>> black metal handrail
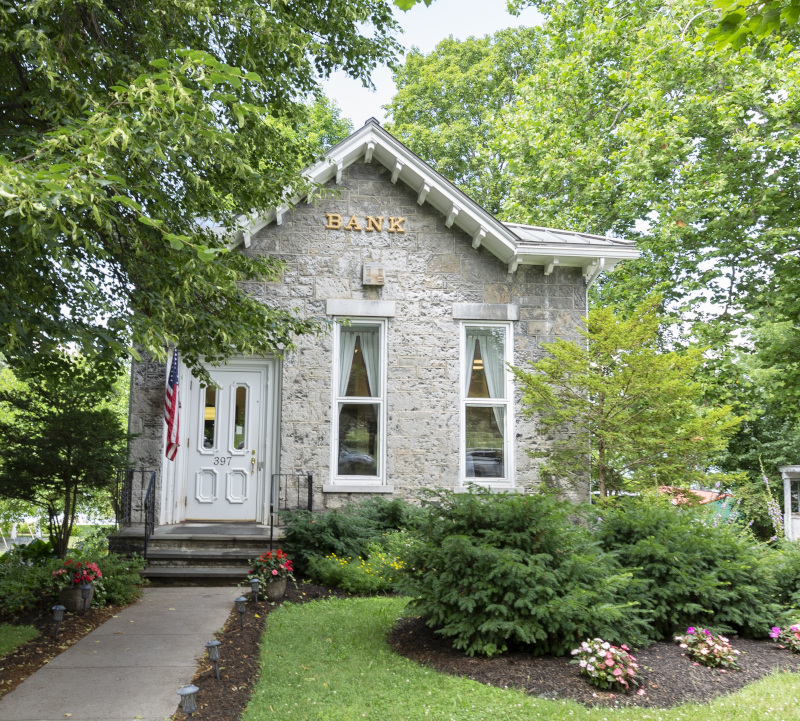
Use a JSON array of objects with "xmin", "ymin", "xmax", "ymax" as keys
[
  {"xmin": 269, "ymin": 472, "xmax": 313, "ymax": 550},
  {"xmin": 142, "ymin": 470, "xmax": 156, "ymax": 560}
]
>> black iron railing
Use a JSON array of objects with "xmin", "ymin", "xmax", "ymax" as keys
[
  {"xmin": 269, "ymin": 472, "xmax": 313, "ymax": 549},
  {"xmin": 115, "ymin": 469, "xmax": 157, "ymax": 559},
  {"xmin": 142, "ymin": 471, "xmax": 156, "ymax": 559},
  {"xmin": 114, "ymin": 469, "xmax": 157, "ymax": 525}
]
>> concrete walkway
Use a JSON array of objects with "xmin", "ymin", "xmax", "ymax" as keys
[{"xmin": 0, "ymin": 586, "xmax": 241, "ymax": 721}]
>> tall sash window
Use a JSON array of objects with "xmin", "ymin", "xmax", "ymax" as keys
[
  {"xmin": 462, "ymin": 323, "xmax": 513, "ymax": 483},
  {"xmin": 332, "ymin": 320, "xmax": 386, "ymax": 481}
]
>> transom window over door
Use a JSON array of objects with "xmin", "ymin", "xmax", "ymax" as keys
[
  {"xmin": 332, "ymin": 320, "xmax": 386, "ymax": 482},
  {"xmin": 462, "ymin": 323, "xmax": 513, "ymax": 484}
]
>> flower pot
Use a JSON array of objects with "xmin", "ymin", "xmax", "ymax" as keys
[
  {"xmin": 263, "ymin": 577, "xmax": 287, "ymax": 602},
  {"xmin": 58, "ymin": 583, "xmax": 94, "ymax": 613}
]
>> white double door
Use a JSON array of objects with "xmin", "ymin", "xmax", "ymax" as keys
[{"xmin": 185, "ymin": 365, "xmax": 268, "ymax": 521}]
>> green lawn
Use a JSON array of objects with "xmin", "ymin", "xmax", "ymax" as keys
[
  {"xmin": 0, "ymin": 624, "xmax": 38, "ymax": 659},
  {"xmin": 243, "ymin": 597, "xmax": 800, "ymax": 721}
]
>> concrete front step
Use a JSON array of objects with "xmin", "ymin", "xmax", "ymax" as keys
[
  {"xmin": 145, "ymin": 548, "xmax": 258, "ymax": 568},
  {"xmin": 142, "ymin": 565, "xmax": 251, "ymax": 586},
  {"xmin": 113, "ymin": 522, "xmax": 287, "ymax": 585},
  {"xmin": 147, "ymin": 536, "xmax": 275, "ymax": 552}
]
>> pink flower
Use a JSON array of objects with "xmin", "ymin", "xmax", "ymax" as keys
[
  {"xmin": 613, "ymin": 668, "xmax": 622, "ymax": 676},
  {"xmin": 621, "ymin": 644, "xmax": 629, "ymax": 651},
  {"xmin": 687, "ymin": 627, "xmax": 695, "ymax": 634},
  {"xmin": 271, "ymin": 569, "xmax": 278, "ymax": 576},
  {"xmin": 637, "ymin": 689, "xmax": 646, "ymax": 696},
  {"xmin": 605, "ymin": 659, "xmax": 614, "ymax": 666}
]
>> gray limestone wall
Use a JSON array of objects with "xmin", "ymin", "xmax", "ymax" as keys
[
  {"xmin": 124, "ymin": 160, "xmax": 589, "ymax": 521},
  {"xmin": 246, "ymin": 161, "xmax": 588, "ymax": 507},
  {"xmin": 125, "ymin": 353, "xmax": 165, "ymax": 524}
]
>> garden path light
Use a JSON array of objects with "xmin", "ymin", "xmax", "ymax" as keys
[
  {"xmin": 235, "ymin": 596, "xmax": 247, "ymax": 631},
  {"xmin": 52, "ymin": 604, "xmax": 66, "ymax": 640},
  {"xmin": 205, "ymin": 639, "xmax": 221, "ymax": 680},
  {"xmin": 249, "ymin": 577, "xmax": 260, "ymax": 603},
  {"xmin": 177, "ymin": 684, "xmax": 199, "ymax": 719}
]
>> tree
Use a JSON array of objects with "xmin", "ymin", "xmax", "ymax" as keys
[
  {"xmin": 498, "ymin": 0, "xmax": 799, "ymax": 334},
  {"xmin": 0, "ymin": 354, "xmax": 127, "ymax": 557},
  {"xmin": 386, "ymin": 28, "xmax": 540, "ymax": 214},
  {"xmin": 708, "ymin": 0, "xmax": 800, "ymax": 48},
  {"xmin": 513, "ymin": 297, "xmax": 743, "ymax": 496},
  {"xmin": 0, "ymin": 1, "xmax": 399, "ymax": 376}
]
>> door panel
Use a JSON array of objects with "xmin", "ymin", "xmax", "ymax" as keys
[{"xmin": 185, "ymin": 367, "xmax": 266, "ymax": 521}]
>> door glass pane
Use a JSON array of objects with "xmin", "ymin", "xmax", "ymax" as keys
[
  {"xmin": 233, "ymin": 386, "xmax": 247, "ymax": 450},
  {"xmin": 465, "ymin": 405, "xmax": 505, "ymax": 478},
  {"xmin": 340, "ymin": 326, "xmax": 380, "ymax": 397},
  {"xmin": 466, "ymin": 326, "xmax": 505, "ymax": 399},
  {"xmin": 793, "ymin": 480, "xmax": 800, "ymax": 514},
  {"xmin": 338, "ymin": 403, "xmax": 379, "ymax": 476},
  {"xmin": 203, "ymin": 387, "xmax": 217, "ymax": 449}
]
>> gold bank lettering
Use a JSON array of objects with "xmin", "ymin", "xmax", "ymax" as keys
[{"xmin": 324, "ymin": 214, "xmax": 405, "ymax": 233}]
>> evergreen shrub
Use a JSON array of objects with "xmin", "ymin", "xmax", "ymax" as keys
[
  {"xmin": 281, "ymin": 497, "xmax": 423, "ymax": 574},
  {"xmin": 399, "ymin": 490, "xmax": 649, "ymax": 657},
  {"xmin": 596, "ymin": 496, "xmax": 779, "ymax": 639},
  {"xmin": 765, "ymin": 539, "xmax": 800, "ymax": 610}
]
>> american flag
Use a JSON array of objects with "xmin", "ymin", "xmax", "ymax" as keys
[{"xmin": 165, "ymin": 349, "xmax": 180, "ymax": 460}]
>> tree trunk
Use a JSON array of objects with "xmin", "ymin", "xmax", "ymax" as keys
[{"xmin": 598, "ymin": 438, "xmax": 607, "ymax": 498}]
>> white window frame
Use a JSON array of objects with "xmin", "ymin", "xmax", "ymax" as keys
[
  {"xmin": 459, "ymin": 321, "xmax": 515, "ymax": 488},
  {"xmin": 329, "ymin": 318, "xmax": 388, "ymax": 487}
]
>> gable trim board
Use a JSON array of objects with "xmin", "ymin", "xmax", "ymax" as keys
[{"xmin": 231, "ymin": 119, "xmax": 639, "ymax": 282}]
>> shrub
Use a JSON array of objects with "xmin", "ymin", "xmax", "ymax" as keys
[
  {"xmin": 674, "ymin": 627, "xmax": 741, "ymax": 669},
  {"xmin": 0, "ymin": 557, "xmax": 60, "ymax": 614},
  {"xmin": 90, "ymin": 553, "xmax": 146, "ymax": 606},
  {"xmin": 764, "ymin": 539, "xmax": 800, "ymax": 609},
  {"xmin": 0, "ymin": 547, "xmax": 145, "ymax": 614},
  {"xmin": 281, "ymin": 497, "xmax": 423, "ymax": 574},
  {"xmin": 399, "ymin": 489, "xmax": 650, "ymax": 657},
  {"xmin": 306, "ymin": 532, "xmax": 407, "ymax": 594},
  {"xmin": 570, "ymin": 638, "xmax": 640, "ymax": 691},
  {"xmin": 596, "ymin": 495, "xmax": 780, "ymax": 639}
]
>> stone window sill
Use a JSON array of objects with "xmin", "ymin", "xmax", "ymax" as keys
[
  {"xmin": 322, "ymin": 484, "xmax": 395, "ymax": 494},
  {"xmin": 453, "ymin": 483, "xmax": 521, "ymax": 493}
]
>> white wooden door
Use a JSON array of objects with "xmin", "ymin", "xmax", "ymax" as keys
[{"xmin": 185, "ymin": 366, "xmax": 266, "ymax": 521}]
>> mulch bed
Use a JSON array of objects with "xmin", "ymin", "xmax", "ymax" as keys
[
  {"xmin": 388, "ymin": 615, "xmax": 800, "ymax": 708},
  {"xmin": 172, "ymin": 582, "xmax": 352, "ymax": 721},
  {"xmin": 0, "ymin": 602, "xmax": 126, "ymax": 700}
]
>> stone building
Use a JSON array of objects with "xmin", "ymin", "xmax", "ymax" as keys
[{"xmin": 121, "ymin": 120, "xmax": 637, "ymax": 569}]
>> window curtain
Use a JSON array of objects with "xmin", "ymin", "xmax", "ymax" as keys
[
  {"xmin": 464, "ymin": 333, "xmax": 478, "ymax": 395},
  {"xmin": 359, "ymin": 329, "xmax": 380, "ymax": 397},
  {"xmin": 467, "ymin": 328, "xmax": 506, "ymax": 437},
  {"xmin": 338, "ymin": 329, "xmax": 358, "ymax": 397}
]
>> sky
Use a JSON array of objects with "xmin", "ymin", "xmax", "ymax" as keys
[{"xmin": 321, "ymin": 0, "xmax": 543, "ymax": 128}]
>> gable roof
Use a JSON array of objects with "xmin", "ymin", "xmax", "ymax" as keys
[{"xmin": 232, "ymin": 119, "xmax": 638, "ymax": 286}]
